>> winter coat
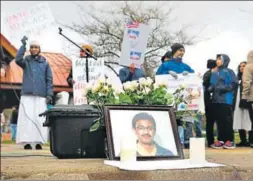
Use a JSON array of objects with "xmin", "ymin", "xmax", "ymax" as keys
[
  {"xmin": 209, "ymin": 54, "xmax": 238, "ymax": 105},
  {"xmin": 15, "ymin": 45, "xmax": 53, "ymax": 98},
  {"xmin": 156, "ymin": 58, "xmax": 194, "ymax": 75},
  {"xmin": 119, "ymin": 67, "xmax": 145, "ymax": 83},
  {"xmin": 242, "ymin": 50, "xmax": 253, "ymax": 102}
]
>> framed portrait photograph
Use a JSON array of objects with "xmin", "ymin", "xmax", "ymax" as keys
[{"xmin": 104, "ymin": 105, "xmax": 184, "ymax": 161}]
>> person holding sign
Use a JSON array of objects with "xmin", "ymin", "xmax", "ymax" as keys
[
  {"xmin": 156, "ymin": 43, "xmax": 194, "ymax": 78},
  {"xmin": 15, "ymin": 36, "xmax": 53, "ymax": 150},
  {"xmin": 119, "ymin": 63, "xmax": 145, "ymax": 83},
  {"xmin": 209, "ymin": 54, "xmax": 238, "ymax": 149}
]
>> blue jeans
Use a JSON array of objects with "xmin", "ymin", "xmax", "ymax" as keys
[
  {"xmin": 184, "ymin": 120, "xmax": 203, "ymax": 144},
  {"xmin": 178, "ymin": 126, "xmax": 185, "ymax": 144},
  {"xmin": 10, "ymin": 124, "xmax": 17, "ymax": 141}
]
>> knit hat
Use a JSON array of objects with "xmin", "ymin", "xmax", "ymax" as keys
[
  {"xmin": 161, "ymin": 51, "xmax": 172, "ymax": 63},
  {"xmin": 171, "ymin": 43, "xmax": 184, "ymax": 56},
  {"xmin": 30, "ymin": 40, "xmax": 41, "ymax": 47},
  {"xmin": 207, "ymin": 59, "xmax": 216, "ymax": 69}
]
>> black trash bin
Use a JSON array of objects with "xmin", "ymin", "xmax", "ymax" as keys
[{"xmin": 40, "ymin": 105, "xmax": 107, "ymax": 159}]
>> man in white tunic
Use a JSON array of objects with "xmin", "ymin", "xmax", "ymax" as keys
[{"xmin": 15, "ymin": 36, "xmax": 53, "ymax": 150}]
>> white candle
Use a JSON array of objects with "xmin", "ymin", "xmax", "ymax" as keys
[
  {"xmin": 120, "ymin": 134, "xmax": 137, "ymax": 166},
  {"xmin": 189, "ymin": 138, "xmax": 206, "ymax": 165}
]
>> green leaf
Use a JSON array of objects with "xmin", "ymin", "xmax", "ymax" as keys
[
  {"xmin": 118, "ymin": 93, "xmax": 133, "ymax": 104},
  {"xmin": 89, "ymin": 119, "xmax": 101, "ymax": 132}
]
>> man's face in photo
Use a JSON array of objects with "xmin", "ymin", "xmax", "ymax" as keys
[{"xmin": 134, "ymin": 119, "xmax": 155, "ymax": 145}]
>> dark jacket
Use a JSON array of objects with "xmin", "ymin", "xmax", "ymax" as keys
[
  {"xmin": 233, "ymin": 63, "xmax": 250, "ymax": 109},
  {"xmin": 203, "ymin": 59, "xmax": 216, "ymax": 107},
  {"xmin": 67, "ymin": 67, "xmax": 73, "ymax": 88},
  {"xmin": 10, "ymin": 109, "xmax": 18, "ymax": 124},
  {"xmin": 156, "ymin": 58, "xmax": 194, "ymax": 75},
  {"xmin": 119, "ymin": 67, "xmax": 145, "ymax": 83},
  {"xmin": 15, "ymin": 45, "xmax": 53, "ymax": 98},
  {"xmin": 209, "ymin": 54, "xmax": 238, "ymax": 105}
]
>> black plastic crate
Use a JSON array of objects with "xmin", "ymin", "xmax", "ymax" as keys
[{"xmin": 40, "ymin": 105, "xmax": 107, "ymax": 159}]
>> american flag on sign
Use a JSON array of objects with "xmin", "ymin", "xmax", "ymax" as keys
[{"xmin": 126, "ymin": 21, "xmax": 140, "ymax": 29}]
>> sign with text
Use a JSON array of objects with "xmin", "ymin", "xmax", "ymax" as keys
[
  {"xmin": 119, "ymin": 21, "xmax": 150, "ymax": 68},
  {"xmin": 155, "ymin": 74, "xmax": 205, "ymax": 113},
  {"xmin": 72, "ymin": 58, "xmax": 104, "ymax": 105},
  {"xmin": 2, "ymin": 2, "xmax": 62, "ymax": 52}
]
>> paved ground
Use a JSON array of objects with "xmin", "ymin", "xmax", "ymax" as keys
[{"xmin": 1, "ymin": 144, "xmax": 253, "ymax": 180}]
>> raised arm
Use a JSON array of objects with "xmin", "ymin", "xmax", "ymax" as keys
[{"xmin": 15, "ymin": 37, "xmax": 28, "ymax": 68}]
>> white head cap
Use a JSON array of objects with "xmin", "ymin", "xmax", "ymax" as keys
[{"xmin": 30, "ymin": 40, "xmax": 41, "ymax": 47}]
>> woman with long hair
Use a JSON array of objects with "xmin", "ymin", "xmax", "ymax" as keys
[{"xmin": 233, "ymin": 61, "xmax": 252, "ymax": 147}]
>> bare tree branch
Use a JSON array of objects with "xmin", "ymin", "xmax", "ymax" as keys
[{"xmin": 64, "ymin": 1, "xmax": 204, "ymax": 77}]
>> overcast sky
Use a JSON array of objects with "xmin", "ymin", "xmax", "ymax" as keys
[{"xmin": 1, "ymin": 1, "xmax": 253, "ymax": 73}]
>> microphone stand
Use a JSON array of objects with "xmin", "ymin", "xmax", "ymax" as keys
[
  {"xmin": 58, "ymin": 27, "xmax": 97, "ymax": 83},
  {"xmin": 58, "ymin": 27, "xmax": 123, "ymax": 80}
]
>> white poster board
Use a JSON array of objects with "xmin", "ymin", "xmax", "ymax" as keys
[
  {"xmin": 72, "ymin": 58, "xmax": 104, "ymax": 105},
  {"xmin": 2, "ymin": 2, "xmax": 62, "ymax": 52},
  {"xmin": 155, "ymin": 74, "xmax": 205, "ymax": 113},
  {"xmin": 119, "ymin": 21, "xmax": 150, "ymax": 68}
]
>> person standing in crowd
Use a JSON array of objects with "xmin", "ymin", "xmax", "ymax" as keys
[
  {"xmin": 208, "ymin": 54, "xmax": 238, "ymax": 149},
  {"xmin": 10, "ymin": 105, "xmax": 19, "ymax": 142},
  {"xmin": 242, "ymin": 50, "xmax": 253, "ymax": 148},
  {"xmin": 203, "ymin": 59, "xmax": 217, "ymax": 147},
  {"xmin": 15, "ymin": 36, "xmax": 53, "ymax": 150},
  {"xmin": 233, "ymin": 61, "xmax": 252, "ymax": 147},
  {"xmin": 119, "ymin": 63, "xmax": 145, "ymax": 83},
  {"xmin": 156, "ymin": 43, "xmax": 194, "ymax": 77}
]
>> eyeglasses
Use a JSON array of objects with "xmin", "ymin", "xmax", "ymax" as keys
[{"xmin": 136, "ymin": 125, "xmax": 154, "ymax": 131}]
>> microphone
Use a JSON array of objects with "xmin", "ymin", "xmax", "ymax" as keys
[{"xmin": 58, "ymin": 27, "xmax": 63, "ymax": 35}]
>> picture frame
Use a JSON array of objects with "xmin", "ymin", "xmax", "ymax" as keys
[{"xmin": 104, "ymin": 105, "xmax": 184, "ymax": 161}]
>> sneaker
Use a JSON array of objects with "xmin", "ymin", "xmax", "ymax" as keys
[
  {"xmin": 24, "ymin": 144, "xmax": 32, "ymax": 150},
  {"xmin": 35, "ymin": 144, "xmax": 42, "ymax": 150},
  {"xmin": 223, "ymin": 141, "xmax": 236, "ymax": 149},
  {"xmin": 236, "ymin": 142, "xmax": 250, "ymax": 147},
  {"xmin": 211, "ymin": 141, "xmax": 224, "ymax": 149}
]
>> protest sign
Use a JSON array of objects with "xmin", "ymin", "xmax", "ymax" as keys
[
  {"xmin": 72, "ymin": 58, "xmax": 104, "ymax": 105},
  {"xmin": 119, "ymin": 21, "xmax": 150, "ymax": 68},
  {"xmin": 155, "ymin": 74, "xmax": 205, "ymax": 113},
  {"xmin": 2, "ymin": 2, "xmax": 62, "ymax": 52}
]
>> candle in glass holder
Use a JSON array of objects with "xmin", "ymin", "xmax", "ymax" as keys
[
  {"xmin": 189, "ymin": 137, "xmax": 206, "ymax": 164},
  {"xmin": 120, "ymin": 134, "xmax": 137, "ymax": 166}
]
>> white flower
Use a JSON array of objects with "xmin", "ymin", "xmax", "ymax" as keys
[
  {"xmin": 131, "ymin": 81, "xmax": 139, "ymax": 89},
  {"xmin": 123, "ymin": 81, "xmax": 132, "ymax": 90},
  {"xmin": 142, "ymin": 87, "xmax": 151, "ymax": 95},
  {"xmin": 146, "ymin": 77, "xmax": 153, "ymax": 86},
  {"xmin": 103, "ymin": 85, "xmax": 109, "ymax": 92},
  {"xmin": 114, "ymin": 88, "xmax": 124, "ymax": 96},
  {"xmin": 180, "ymin": 84, "xmax": 187, "ymax": 89},
  {"xmin": 157, "ymin": 80, "xmax": 168, "ymax": 87},
  {"xmin": 153, "ymin": 83, "xmax": 159, "ymax": 90},
  {"xmin": 139, "ymin": 77, "xmax": 147, "ymax": 86},
  {"xmin": 92, "ymin": 83, "xmax": 100, "ymax": 93}
]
